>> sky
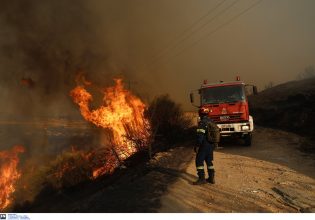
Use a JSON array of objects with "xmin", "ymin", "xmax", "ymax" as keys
[
  {"xmin": 94, "ymin": 0, "xmax": 315, "ymax": 109},
  {"xmin": 0, "ymin": 0, "xmax": 315, "ymax": 116}
]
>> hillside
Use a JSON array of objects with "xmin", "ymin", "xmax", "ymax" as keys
[{"xmin": 249, "ymin": 77, "xmax": 315, "ymax": 148}]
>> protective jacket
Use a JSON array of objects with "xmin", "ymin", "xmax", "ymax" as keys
[
  {"xmin": 197, "ymin": 116, "xmax": 213, "ymax": 149},
  {"xmin": 195, "ymin": 116, "xmax": 214, "ymax": 178}
]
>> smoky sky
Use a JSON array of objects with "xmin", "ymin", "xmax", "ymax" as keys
[
  {"xmin": 1, "ymin": 0, "xmax": 315, "ymax": 116},
  {"xmin": 0, "ymin": 0, "xmax": 114, "ymax": 117}
]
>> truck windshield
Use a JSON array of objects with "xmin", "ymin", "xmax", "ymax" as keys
[{"xmin": 200, "ymin": 85, "xmax": 245, "ymax": 104}]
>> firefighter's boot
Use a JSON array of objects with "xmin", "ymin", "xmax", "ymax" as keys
[
  {"xmin": 207, "ymin": 169, "xmax": 215, "ymax": 184},
  {"xmin": 193, "ymin": 170, "xmax": 207, "ymax": 185}
]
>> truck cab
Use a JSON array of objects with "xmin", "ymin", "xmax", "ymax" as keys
[{"xmin": 190, "ymin": 79, "xmax": 257, "ymax": 146}]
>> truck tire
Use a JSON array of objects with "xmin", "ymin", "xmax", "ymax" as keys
[{"xmin": 244, "ymin": 133, "xmax": 252, "ymax": 146}]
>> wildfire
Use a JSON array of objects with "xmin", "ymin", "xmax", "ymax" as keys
[
  {"xmin": 70, "ymin": 78, "xmax": 150, "ymax": 177},
  {"xmin": 0, "ymin": 145, "xmax": 25, "ymax": 211}
]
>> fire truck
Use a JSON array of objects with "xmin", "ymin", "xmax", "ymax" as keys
[{"xmin": 190, "ymin": 77, "xmax": 257, "ymax": 146}]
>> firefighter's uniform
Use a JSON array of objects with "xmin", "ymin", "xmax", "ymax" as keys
[{"xmin": 194, "ymin": 115, "xmax": 215, "ymax": 185}]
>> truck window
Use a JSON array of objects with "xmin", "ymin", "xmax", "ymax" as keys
[{"xmin": 200, "ymin": 85, "xmax": 245, "ymax": 104}]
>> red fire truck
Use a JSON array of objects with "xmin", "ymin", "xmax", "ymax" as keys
[{"xmin": 190, "ymin": 78, "xmax": 257, "ymax": 146}]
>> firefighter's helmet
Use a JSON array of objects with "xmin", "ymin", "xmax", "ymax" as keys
[{"xmin": 199, "ymin": 107, "xmax": 209, "ymax": 117}]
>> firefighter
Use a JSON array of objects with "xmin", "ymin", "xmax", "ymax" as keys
[{"xmin": 193, "ymin": 107, "xmax": 215, "ymax": 185}]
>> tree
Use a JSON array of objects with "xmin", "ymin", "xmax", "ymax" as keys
[
  {"xmin": 264, "ymin": 81, "xmax": 274, "ymax": 90},
  {"xmin": 146, "ymin": 94, "xmax": 191, "ymax": 144},
  {"xmin": 297, "ymin": 66, "xmax": 315, "ymax": 80}
]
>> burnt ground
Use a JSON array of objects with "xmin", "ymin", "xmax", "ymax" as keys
[{"xmin": 248, "ymin": 77, "xmax": 315, "ymax": 153}]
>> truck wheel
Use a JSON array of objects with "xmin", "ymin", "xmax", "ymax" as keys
[{"xmin": 244, "ymin": 133, "xmax": 252, "ymax": 146}]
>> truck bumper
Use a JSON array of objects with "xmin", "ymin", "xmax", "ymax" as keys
[{"xmin": 217, "ymin": 116, "xmax": 254, "ymax": 137}]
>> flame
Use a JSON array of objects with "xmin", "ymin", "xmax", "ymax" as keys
[
  {"xmin": 90, "ymin": 148, "xmax": 120, "ymax": 179},
  {"xmin": 0, "ymin": 145, "xmax": 25, "ymax": 210},
  {"xmin": 70, "ymin": 78, "xmax": 150, "ymax": 177}
]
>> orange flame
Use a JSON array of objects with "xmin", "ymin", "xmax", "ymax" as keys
[
  {"xmin": 0, "ymin": 145, "xmax": 25, "ymax": 210},
  {"xmin": 70, "ymin": 78, "xmax": 150, "ymax": 177}
]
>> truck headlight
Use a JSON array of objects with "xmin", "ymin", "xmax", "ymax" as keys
[{"xmin": 241, "ymin": 125, "xmax": 250, "ymax": 131}]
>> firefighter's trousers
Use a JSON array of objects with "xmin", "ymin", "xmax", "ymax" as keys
[{"xmin": 195, "ymin": 144, "xmax": 214, "ymax": 177}]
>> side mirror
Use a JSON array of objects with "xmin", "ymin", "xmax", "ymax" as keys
[
  {"xmin": 253, "ymin": 86, "xmax": 258, "ymax": 95},
  {"xmin": 190, "ymin": 93, "xmax": 194, "ymax": 103}
]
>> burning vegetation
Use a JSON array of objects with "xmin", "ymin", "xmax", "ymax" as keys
[
  {"xmin": 0, "ymin": 76, "xmax": 193, "ymax": 212},
  {"xmin": 44, "ymin": 146, "xmax": 122, "ymax": 189},
  {"xmin": 70, "ymin": 77, "xmax": 151, "ymax": 177},
  {"xmin": 0, "ymin": 145, "xmax": 25, "ymax": 210},
  {"xmin": 0, "ymin": 77, "xmax": 152, "ymax": 211}
]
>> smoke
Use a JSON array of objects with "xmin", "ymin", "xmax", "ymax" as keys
[
  {"xmin": 1, "ymin": 0, "xmax": 315, "ymax": 117},
  {"xmin": 0, "ymin": 0, "xmax": 114, "ymax": 118},
  {"xmin": 0, "ymin": 1, "xmax": 152, "ymax": 208}
]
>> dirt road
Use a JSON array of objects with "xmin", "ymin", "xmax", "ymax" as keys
[
  {"xmin": 18, "ymin": 125, "xmax": 315, "ymax": 213},
  {"xmin": 158, "ymin": 126, "xmax": 315, "ymax": 212}
]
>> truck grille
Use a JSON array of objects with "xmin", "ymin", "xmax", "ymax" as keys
[
  {"xmin": 220, "ymin": 127, "xmax": 235, "ymax": 132},
  {"xmin": 210, "ymin": 114, "xmax": 243, "ymax": 123}
]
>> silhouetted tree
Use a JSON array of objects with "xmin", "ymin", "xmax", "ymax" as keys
[
  {"xmin": 146, "ymin": 94, "xmax": 191, "ymax": 145},
  {"xmin": 297, "ymin": 65, "xmax": 315, "ymax": 79},
  {"xmin": 264, "ymin": 81, "xmax": 274, "ymax": 90}
]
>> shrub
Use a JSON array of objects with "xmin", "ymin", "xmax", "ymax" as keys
[{"xmin": 146, "ymin": 94, "xmax": 191, "ymax": 144}]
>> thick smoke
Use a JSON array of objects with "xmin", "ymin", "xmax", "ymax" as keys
[
  {"xmin": 0, "ymin": 0, "xmax": 115, "ymax": 118},
  {"xmin": 1, "ymin": 0, "xmax": 315, "ymax": 116}
]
